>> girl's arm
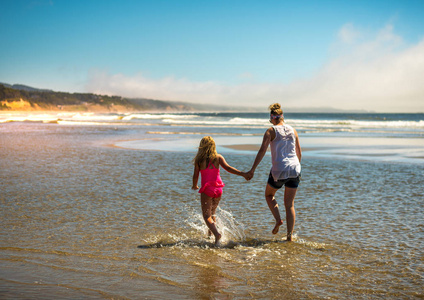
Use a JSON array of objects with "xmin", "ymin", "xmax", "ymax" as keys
[
  {"xmin": 294, "ymin": 129, "xmax": 302, "ymax": 163},
  {"xmin": 218, "ymin": 155, "xmax": 247, "ymax": 178},
  {"xmin": 247, "ymin": 128, "xmax": 272, "ymax": 178},
  {"xmin": 192, "ymin": 164, "xmax": 200, "ymax": 190}
]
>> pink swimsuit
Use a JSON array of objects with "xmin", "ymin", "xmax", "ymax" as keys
[{"xmin": 198, "ymin": 161, "xmax": 225, "ymax": 198}]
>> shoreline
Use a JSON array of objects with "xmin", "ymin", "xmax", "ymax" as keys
[
  {"xmin": 2, "ymin": 109, "xmax": 424, "ymax": 114},
  {"xmin": 111, "ymin": 137, "xmax": 424, "ymax": 165}
]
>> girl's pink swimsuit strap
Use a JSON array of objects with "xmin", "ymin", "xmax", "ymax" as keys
[{"xmin": 198, "ymin": 161, "xmax": 225, "ymax": 198}]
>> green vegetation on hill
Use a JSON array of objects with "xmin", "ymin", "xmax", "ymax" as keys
[{"xmin": 0, "ymin": 84, "xmax": 197, "ymax": 111}]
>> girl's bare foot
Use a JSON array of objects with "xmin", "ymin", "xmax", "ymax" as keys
[
  {"xmin": 272, "ymin": 220, "xmax": 283, "ymax": 234},
  {"xmin": 286, "ymin": 232, "xmax": 293, "ymax": 241},
  {"xmin": 215, "ymin": 233, "xmax": 222, "ymax": 246}
]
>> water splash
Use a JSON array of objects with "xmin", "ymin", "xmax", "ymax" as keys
[
  {"xmin": 215, "ymin": 208, "xmax": 246, "ymax": 243},
  {"xmin": 185, "ymin": 206, "xmax": 246, "ymax": 245}
]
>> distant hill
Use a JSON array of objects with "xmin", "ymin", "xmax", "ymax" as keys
[
  {"xmin": 0, "ymin": 82, "xmax": 371, "ymax": 113},
  {"xmin": 0, "ymin": 83, "xmax": 234, "ymax": 112},
  {"xmin": 0, "ymin": 83, "xmax": 53, "ymax": 92}
]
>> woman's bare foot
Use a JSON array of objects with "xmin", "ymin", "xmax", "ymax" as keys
[
  {"xmin": 272, "ymin": 220, "xmax": 284, "ymax": 234},
  {"xmin": 215, "ymin": 233, "xmax": 222, "ymax": 246}
]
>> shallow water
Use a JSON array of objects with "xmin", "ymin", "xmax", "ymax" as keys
[{"xmin": 1, "ymin": 120, "xmax": 423, "ymax": 299}]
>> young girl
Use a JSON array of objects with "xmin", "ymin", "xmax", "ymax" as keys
[{"xmin": 192, "ymin": 136, "xmax": 248, "ymax": 245}]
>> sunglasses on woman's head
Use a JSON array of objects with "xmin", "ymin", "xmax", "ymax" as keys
[{"xmin": 269, "ymin": 114, "xmax": 283, "ymax": 122}]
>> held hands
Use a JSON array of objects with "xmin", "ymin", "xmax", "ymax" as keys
[
  {"xmin": 192, "ymin": 185, "xmax": 199, "ymax": 190},
  {"xmin": 241, "ymin": 172, "xmax": 250, "ymax": 181},
  {"xmin": 242, "ymin": 170, "xmax": 255, "ymax": 181}
]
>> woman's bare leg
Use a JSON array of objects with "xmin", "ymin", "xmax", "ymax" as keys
[
  {"xmin": 201, "ymin": 193, "xmax": 221, "ymax": 245},
  {"xmin": 265, "ymin": 184, "xmax": 283, "ymax": 234},
  {"xmin": 284, "ymin": 187, "xmax": 297, "ymax": 241}
]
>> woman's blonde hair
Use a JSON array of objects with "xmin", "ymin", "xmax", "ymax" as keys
[
  {"xmin": 269, "ymin": 103, "xmax": 283, "ymax": 116},
  {"xmin": 193, "ymin": 136, "xmax": 218, "ymax": 166}
]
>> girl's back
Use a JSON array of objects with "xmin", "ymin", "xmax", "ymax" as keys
[
  {"xmin": 199, "ymin": 158, "xmax": 223, "ymax": 187},
  {"xmin": 198, "ymin": 157, "xmax": 219, "ymax": 170}
]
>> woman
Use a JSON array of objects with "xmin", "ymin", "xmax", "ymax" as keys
[{"xmin": 247, "ymin": 103, "xmax": 302, "ymax": 241}]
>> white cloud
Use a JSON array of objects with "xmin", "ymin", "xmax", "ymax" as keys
[
  {"xmin": 337, "ymin": 23, "xmax": 361, "ymax": 44},
  {"xmin": 305, "ymin": 24, "xmax": 424, "ymax": 112},
  {"xmin": 85, "ymin": 24, "xmax": 424, "ymax": 112}
]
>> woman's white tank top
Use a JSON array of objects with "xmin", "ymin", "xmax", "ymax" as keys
[{"xmin": 270, "ymin": 124, "xmax": 301, "ymax": 181}]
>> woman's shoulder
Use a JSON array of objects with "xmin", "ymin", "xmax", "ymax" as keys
[{"xmin": 266, "ymin": 126, "xmax": 276, "ymax": 135}]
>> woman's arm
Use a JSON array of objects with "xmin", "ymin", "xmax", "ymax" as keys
[
  {"xmin": 294, "ymin": 129, "xmax": 302, "ymax": 163},
  {"xmin": 192, "ymin": 164, "xmax": 200, "ymax": 190},
  {"xmin": 247, "ymin": 128, "xmax": 273, "ymax": 178}
]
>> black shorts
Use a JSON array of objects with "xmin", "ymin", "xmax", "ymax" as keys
[{"xmin": 267, "ymin": 172, "xmax": 300, "ymax": 189}]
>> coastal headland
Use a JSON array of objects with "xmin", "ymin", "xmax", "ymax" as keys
[
  {"xmin": 1, "ymin": 83, "xmax": 372, "ymax": 113},
  {"xmin": 0, "ymin": 83, "xmax": 230, "ymax": 112}
]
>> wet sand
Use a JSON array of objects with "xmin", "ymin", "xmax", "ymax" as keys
[
  {"xmin": 113, "ymin": 134, "xmax": 424, "ymax": 164},
  {"xmin": 1, "ymin": 121, "xmax": 423, "ymax": 299}
]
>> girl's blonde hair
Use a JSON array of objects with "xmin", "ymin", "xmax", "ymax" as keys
[
  {"xmin": 193, "ymin": 136, "xmax": 218, "ymax": 166},
  {"xmin": 269, "ymin": 103, "xmax": 283, "ymax": 115}
]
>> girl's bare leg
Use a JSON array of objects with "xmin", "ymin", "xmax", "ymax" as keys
[
  {"xmin": 265, "ymin": 184, "xmax": 283, "ymax": 234},
  {"xmin": 207, "ymin": 197, "xmax": 220, "ymax": 237},
  {"xmin": 201, "ymin": 193, "xmax": 221, "ymax": 245},
  {"xmin": 208, "ymin": 197, "xmax": 221, "ymax": 236},
  {"xmin": 284, "ymin": 187, "xmax": 297, "ymax": 241}
]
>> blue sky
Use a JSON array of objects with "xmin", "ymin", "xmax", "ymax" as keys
[{"xmin": 1, "ymin": 0, "xmax": 424, "ymax": 112}]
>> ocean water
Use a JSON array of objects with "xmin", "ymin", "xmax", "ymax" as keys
[{"xmin": 1, "ymin": 112, "xmax": 423, "ymax": 299}]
